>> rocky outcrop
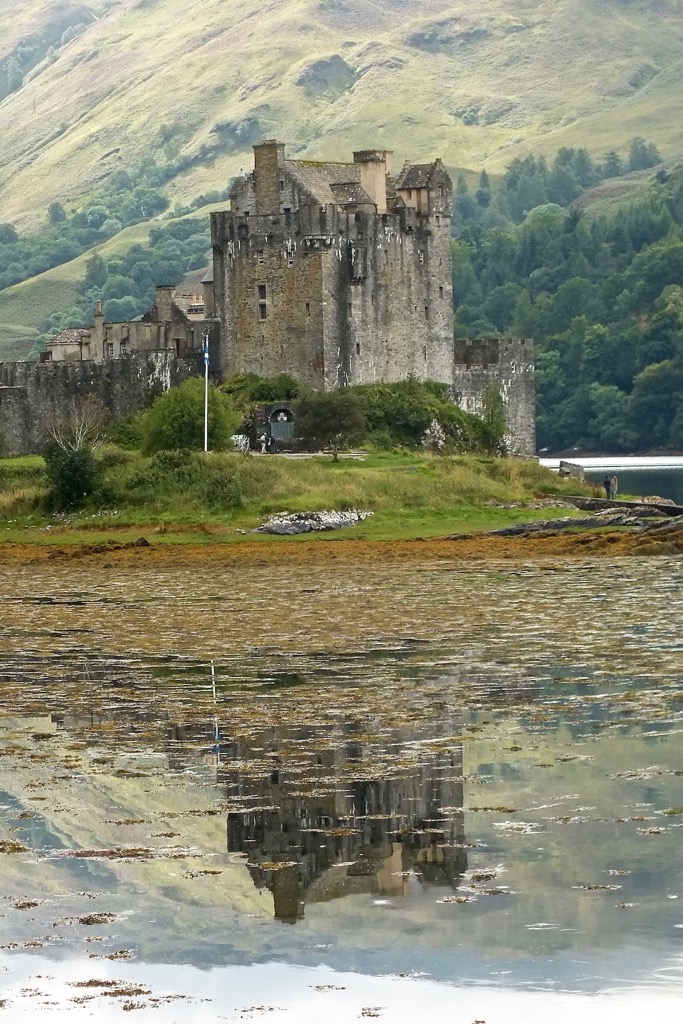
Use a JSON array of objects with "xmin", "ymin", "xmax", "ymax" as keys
[{"xmin": 255, "ymin": 510, "xmax": 372, "ymax": 535}]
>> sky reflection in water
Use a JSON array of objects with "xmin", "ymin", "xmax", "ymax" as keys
[{"xmin": 0, "ymin": 557, "xmax": 682, "ymax": 1020}]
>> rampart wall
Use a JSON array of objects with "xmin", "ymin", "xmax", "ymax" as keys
[
  {"xmin": 0, "ymin": 353, "xmax": 200, "ymax": 455},
  {"xmin": 452, "ymin": 337, "xmax": 536, "ymax": 456}
]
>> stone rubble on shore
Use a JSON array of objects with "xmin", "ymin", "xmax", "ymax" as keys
[
  {"xmin": 255, "ymin": 510, "xmax": 373, "ymax": 535},
  {"xmin": 482, "ymin": 511, "xmax": 682, "ymax": 538}
]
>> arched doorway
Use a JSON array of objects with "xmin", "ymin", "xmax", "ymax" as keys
[{"xmin": 269, "ymin": 407, "xmax": 295, "ymax": 442}]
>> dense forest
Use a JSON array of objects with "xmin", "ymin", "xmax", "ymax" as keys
[
  {"xmin": 1, "ymin": 137, "xmax": 682, "ymax": 452},
  {"xmin": 450, "ymin": 139, "xmax": 683, "ymax": 452}
]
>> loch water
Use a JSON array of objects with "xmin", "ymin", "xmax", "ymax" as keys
[{"xmin": 0, "ymin": 558, "xmax": 682, "ymax": 1022}]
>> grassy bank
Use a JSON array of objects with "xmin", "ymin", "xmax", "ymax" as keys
[{"xmin": 0, "ymin": 449, "xmax": 590, "ymax": 546}]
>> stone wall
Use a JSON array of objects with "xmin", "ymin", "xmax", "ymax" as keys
[
  {"xmin": 212, "ymin": 185, "xmax": 454, "ymax": 389},
  {"xmin": 0, "ymin": 353, "xmax": 200, "ymax": 455},
  {"xmin": 452, "ymin": 337, "xmax": 536, "ymax": 456}
]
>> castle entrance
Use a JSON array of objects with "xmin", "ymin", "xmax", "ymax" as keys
[{"xmin": 270, "ymin": 408, "xmax": 295, "ymax": 442}]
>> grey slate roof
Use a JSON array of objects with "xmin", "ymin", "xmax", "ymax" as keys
[
  {"xmin": 329, "ymin": 181, "xmax": 375, "ymax": 206},
  {"xmin": 47, "ymin": 328, "xmax": 90, "ymax": 346},
  {"xmin": 395, "ymin": 163, "xmax": 436, "ymax": 189},
  {"xmin": 287, "ymin": 160, "xmax": 361, "ymax": 205}
]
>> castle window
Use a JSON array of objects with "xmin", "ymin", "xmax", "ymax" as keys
[
  {"xmin": 425, "ymin": 305, "xmax": 429, "ymax": 319},
  {"xmin": 356, "ymin": 343, "xmax": 361, "ymax": 355},
  {"xmin": 288, "ymin": 254, "xmax": 294, "ymax": 267},
  {"xmin": 120, "ymin": 340, "xmax": 127, "ymax": 355},
  {"xmin": 348, "ymin": 302, "xmax": 352, "ymax": 317},
  {"xmin": 435, "ymin": 215, "xmax": 440, "ymax": 226},
  {"xmin": 258, "ymin": 251, "xmax": 264, "ymax": 264},
  {"xmin": 423, "ymin": 346, "xmax": 427, "ymax": 361},
  {"xmin": 306, "ymin": 302, "xmax": 310, "ymax": 318},
  {"xmin": 439, "ymin": 286, "xmax": 444, "ymax": 298},
  {"xmin": 258, "ymin": 284, "xmax": 267, "ymax": 320},
  {"xmin": 107, "ymin": 342, "xmax": 114, "ymax": 357},
  {"xmin": 408, "ymin": 190, "xmax": 413, "ymax": 198},
  {"xmin": 418, "ymin": 251, "xmax": 424, "ymax": 264}
]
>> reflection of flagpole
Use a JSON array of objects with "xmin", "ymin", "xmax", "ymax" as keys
[
  {"xmin": 211, "ymin": 660, "xmax": 220, "ymax": 765},
  {"xmin": 203, "ymin": 328, "xmax": 210, "ymax": 453}
]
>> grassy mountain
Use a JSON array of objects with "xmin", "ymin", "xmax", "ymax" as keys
[
  {"xmin": 2, "ymin": 0, "xmax": 683, "ymax": 365},
  {"xmin": 1, "ymin": 0, "xmax": 683, "ymax": 230}
]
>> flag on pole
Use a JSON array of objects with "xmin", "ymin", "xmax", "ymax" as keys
[{"xmin": 203, "ymin": 330, "xmax": 210, "ymax": 453}]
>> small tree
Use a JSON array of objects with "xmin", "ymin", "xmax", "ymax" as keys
[
  {"xmin": 295, "ymin": 388, "xmax": 367, "ymax": 461},
  {"xmin": 43, "ymin": 396, "xmax": 108, "ymax": 509},
  {"xmin": 141, "ymin": 377, "xmax": 239, "ymax": 454}
]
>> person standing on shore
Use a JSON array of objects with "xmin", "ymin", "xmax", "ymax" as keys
[
  {"xmin": 611, "ymin": 475, "xmax": 618, "ymax": 499},
  {"xmin": 603, "ymin": 475, "xmax": 612, "ymax": 498}
]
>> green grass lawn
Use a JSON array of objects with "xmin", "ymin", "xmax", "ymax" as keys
[{"xmin": 0, "ymin": 449, "xmax": 590, "ymax": 546}]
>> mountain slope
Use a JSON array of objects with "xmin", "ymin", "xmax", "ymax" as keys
[{"xmin": 1, "ymin": 0, "xmax": 683, "ymax": 229}]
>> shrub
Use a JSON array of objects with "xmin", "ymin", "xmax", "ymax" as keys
[
  {"xmin": 43, "ymin": 442, "xmax": 97, "ymax": 509},
  {"xmin": 141, "ymin": 378, "xmax": 240, "ymax": 454},
  {"xmin": 295, "ymin": 389, "xmax": 367, "ymax": 460}
]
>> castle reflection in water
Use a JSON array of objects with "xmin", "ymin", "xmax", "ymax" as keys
[{"xmin": 221, "ymin": 724, "xmax": 468, "ymax": 923}]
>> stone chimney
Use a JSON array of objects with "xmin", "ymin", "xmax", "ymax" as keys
[
  {"xmin": 353, "ymin": 149, "xmax": 393, "ymax": 214},
  {"xmin": 92, "ymin": 299, "xmax": 105, "ymax": 358},
  {"xmin": 253, "ymin": 139, "xmax": 286, "ymax": 215},
  {"xmin": 155, "ymin": 285, "xmax": 175, "ymax": 322}
]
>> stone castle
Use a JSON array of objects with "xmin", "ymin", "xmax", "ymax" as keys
[
  {"xmin": 212, "ymin": 140, "xmax": 454, "ymax": 387},
  {"xmin": 0, "ymin": 140, "xmax": 535, "ymax": 456}
]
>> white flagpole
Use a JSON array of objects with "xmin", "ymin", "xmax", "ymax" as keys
[{"xmin": 203, "ymin": 329, "xmax": 209, "ymax": 453}]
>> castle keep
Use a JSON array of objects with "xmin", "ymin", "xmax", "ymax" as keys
[
  {"xmin": 0, "ymin": 139, "xmax": 536, "ymax": 456},
  {"xmin": 211, "ymin": 141, "xmax": 454, "ymax": 388}
]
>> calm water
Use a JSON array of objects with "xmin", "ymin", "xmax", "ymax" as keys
[
  {"xmin": 585, "ymin": 469, "xmax": 683, "ymax": 504},
  {"xmin": 0, "ymin": 559, "xmax": 682, "ymax": 1022}
]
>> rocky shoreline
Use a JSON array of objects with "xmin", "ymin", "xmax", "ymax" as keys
[{"xmin": 1, "ymin": 514, "xmax": 681, "ymax": 567}]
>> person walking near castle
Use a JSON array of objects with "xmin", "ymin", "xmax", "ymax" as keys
[
  {"xmin": 603, "ymin": 475, "xmax": 611, "ymax": 499},
  {"xmin": 611, "ymin": 475, "xmax": 618, "ymax": 499}
]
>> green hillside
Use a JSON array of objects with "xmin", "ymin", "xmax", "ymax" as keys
[{"xmin": 1, "ymin": 0, "xmax": 683, "ymax": 231}]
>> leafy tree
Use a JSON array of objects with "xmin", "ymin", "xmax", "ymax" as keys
[
  {"xmin": 48, "ymin": 202, "xmax": 67, "ymax": 224},
  {"xmin": 602, "ymin": 151, "xmax": 624, "ymax": 178},
  {"xmin": 629, "ymin": 360, "xmax": 683, "ymax": 447},
  {"xmin": 42, "ymin": 396, "xmax": 107, "ymax": 509},
  {"xmin": 6, "ymin": 57, "xmax": 22, "ymax": 93},
  {"xmin": 141, "ymin": 377, "xmax": 239, "ymax": 454},
  {"xmin": 628, "ymin": 137, "xmax": 662, "ymax": 172},
  {"xmin": 295, "ymin": 388, "xmax": 367, "ymax": 460},
  {"xmin": 0, "ymin": 223, "xmax": 18, "ymax": 244},
  {"xmin": 44, "ymin": 443, "xmax": 97, "ymax": 509},
  {"xmin": 585, "ymin": 383, "xmax": 631, "ymax": 450}
]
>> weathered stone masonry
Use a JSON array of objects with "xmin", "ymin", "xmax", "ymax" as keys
[
  {"xmin": 0, "ymin": 139, "xmax": 536, "ymax": 456},
  {"xmin": 0, "ymin": 354, "xmax": 199, "ymax": 455},
  {"xmin": 211, "ymin": 140, "xmax": 535, "ymax": 454},
  {"xmin": 453, "ymin": 338, "xmax": 535, "ymax": 455},
  {"xmin": 211, "ymin": 141, "xmax": 455, "ymax": 389}
]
